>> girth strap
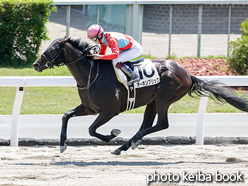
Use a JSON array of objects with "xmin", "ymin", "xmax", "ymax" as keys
[{"xmin": 126, "ymin": 84, "xmax": 136, "ymax": 111}]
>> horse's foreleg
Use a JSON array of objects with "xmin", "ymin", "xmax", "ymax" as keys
[
  {"xmin": 112, "ymin": 100, "xmax": 157, "ymax": 155},
  {"xmin": 60, "ymin": 104, "xmax": 95, "ymax": 153},
  {"xmin": 60, "ymin": 109, "xmax": 75, "ymax": 153},
  {"xmin": 89, "ymin": 110, "xmax": 120, "ymax": 142}
]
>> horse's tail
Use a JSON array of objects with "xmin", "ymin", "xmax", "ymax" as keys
[{"xmin": 188, "ymin": 75, "xmax": 248, "ymax": 112}]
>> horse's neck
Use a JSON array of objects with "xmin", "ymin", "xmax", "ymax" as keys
[
  {"xmin": 68, "ymin": 62, "xmax": 92, "ymax": 89},
  {"xmin": 65, "ymin": 44, "xmax": 91, "ymax": 87}
]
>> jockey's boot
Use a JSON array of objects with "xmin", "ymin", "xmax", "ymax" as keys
[{"xmin": 116, "ymin": 62, "xmax": 140, "ymax": 85}]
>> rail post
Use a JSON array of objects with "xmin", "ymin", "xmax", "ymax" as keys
[
  {"xmin": 195, "ymin": 96, "xmax": 209, "ymax": 145},
  {"xmin": 10, "ymin": 86, "xmax": 25, "ymax": 146},
  {"xmin": 195, "ymin": 77, "xmax": 213, "ymax": 145}
]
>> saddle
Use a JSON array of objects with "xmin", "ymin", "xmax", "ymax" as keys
[{"xmin": 125, "ymin": 57, "xmax": 145, "ymax": 71}]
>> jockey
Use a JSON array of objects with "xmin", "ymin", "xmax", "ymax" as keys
[{"xmin": 87, "ymin": 24, "xmax": 143, "ymax": 85}]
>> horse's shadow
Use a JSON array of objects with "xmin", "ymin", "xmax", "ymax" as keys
[
  {"xmin": 51, "ymin": 161, "xmax": 234, "ymax": 167},
  {"xmin": 52, "ymin": 161, "xmax": 182, "ymax": 167},
  {"xmin": 13, "ymin": 161, "xmax": 236, "ymax": 167}
]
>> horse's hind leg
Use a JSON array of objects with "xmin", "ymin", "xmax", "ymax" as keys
[
  {"xmin": 131, "ymin": 106, "xmax": 169, "ymax": 149},
  {"xmin": 60, "ymin": 104, "xmax": 96, "ymax": 153},
  {"xmin": 112, "ymin": 100, "xmax": 157, "ymax": 155},
  {"xmin": 131, "ymin": 70, "xmax": 190, "ymax": 149},
  {"xmin": 132, "ymin": 71, "xmax": 191, "ymax": 149}
]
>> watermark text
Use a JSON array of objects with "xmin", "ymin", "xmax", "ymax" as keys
[{"xmin": 146, "ymin": 171, "xmax": 244, "ymax": 185}]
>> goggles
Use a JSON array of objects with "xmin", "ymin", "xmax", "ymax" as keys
[{"xmin": 90, "ymin": 36, "xmax": 98, "ymax": 42}]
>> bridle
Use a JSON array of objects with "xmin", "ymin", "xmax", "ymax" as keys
[
  {"xmin": 41, "ymin": 41, "xmax": 65, "ymax": 69},
  {"xmin": 41, "ymin": 39, "xmax": 100, "ymax": 90},
  {"xmin": 41, "ymin": 40, "xmax": 100, "ymax": 68}
]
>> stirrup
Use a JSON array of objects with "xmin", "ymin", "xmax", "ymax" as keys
[{"xmin": 127, "ymin": 76, "xmax": 140, "ymax": 85}]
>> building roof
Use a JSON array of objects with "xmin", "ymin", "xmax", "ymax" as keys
[{"xmin": 53, "ymin": 0, "xmax": 248, "ymax": 5}]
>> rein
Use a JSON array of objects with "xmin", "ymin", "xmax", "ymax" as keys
[{"xmin": 77, "ymin": 62, "xmax": 99, "ymax": 91}]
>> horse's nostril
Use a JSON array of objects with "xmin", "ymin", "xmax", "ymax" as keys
[{"xmin": 33, "ymin": 63, "xmax": 39, "ymax": 68}]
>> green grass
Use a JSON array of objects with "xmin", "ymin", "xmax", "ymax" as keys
[{"xmin": 0, "ymin": 67, "xmax": 245, "ymax": 115}]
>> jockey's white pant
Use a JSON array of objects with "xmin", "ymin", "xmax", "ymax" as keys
[{"xmin": 112, "ymin": 40, "xmax": 143, "ymax": 66}]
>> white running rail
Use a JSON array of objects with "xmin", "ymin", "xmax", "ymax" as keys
[
  {"xmin": 0, "ymin": 76, "xmax": 247, "ymax": 146},
  {"xmin": 0, "ymin": 76, "xmax": 76, "ymax": 146}
]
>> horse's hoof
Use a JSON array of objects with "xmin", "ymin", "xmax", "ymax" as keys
[
  {"xmin": 60, "ymin": 144, "xmax": 67, "ymax": 153},
  {"xmin": 131, "ymin": 140, "xmax": 141, "ymax": 150},
  {"xmin": 111, "ymin": 149, "xmax": 121, "ymax": 155},
  {"xmin": 111, "ymin": 129, "xmax": 121, "ymax": 137}
]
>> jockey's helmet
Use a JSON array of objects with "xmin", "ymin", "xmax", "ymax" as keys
[{"xmin": 87, "ymin": 24, "xmax": 104, "ymax": 39}]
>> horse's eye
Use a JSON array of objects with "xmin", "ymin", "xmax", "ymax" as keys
[{"xmin": 50, "ymin": 47, "xmax": 55, "ymax": 51}]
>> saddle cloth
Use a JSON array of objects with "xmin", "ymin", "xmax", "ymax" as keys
[
  {"xmin": 112, "ymin": 58, "xmax": 160, "ymax": 90},
  {"xmin": 112, "ymin": 58, "xmax": 160, "ymax": 111}
]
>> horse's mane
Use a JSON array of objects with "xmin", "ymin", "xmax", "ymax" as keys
[
  {"xmin": 67, "ymin": 38, "xmax": 95, "ymax": 54},
  {"xmin": 67, "ymin": 38, "xmax": 112, "ymax": 65}
]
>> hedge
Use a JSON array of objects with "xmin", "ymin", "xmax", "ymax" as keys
[
  {"xmin": 228, "ymin": 18, "xmax": 248, "ymax": 75},
  {"xmin": 0, "ymin": 0, "xmax": 56, "ymax": 67}
]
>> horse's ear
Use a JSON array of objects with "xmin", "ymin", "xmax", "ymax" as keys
[{"xmin": 60, "ymin": 37, "xmax": 71, "ymax": 44}]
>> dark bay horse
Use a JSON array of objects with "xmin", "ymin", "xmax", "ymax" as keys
[{"xmin": 33, "ymin": 37, "xmax": 248, "ymax": 155}]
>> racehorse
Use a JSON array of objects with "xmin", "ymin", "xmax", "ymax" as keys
[{"xmin": 33, "ymin": 37, "xmax": 248, "ymax": 155}]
